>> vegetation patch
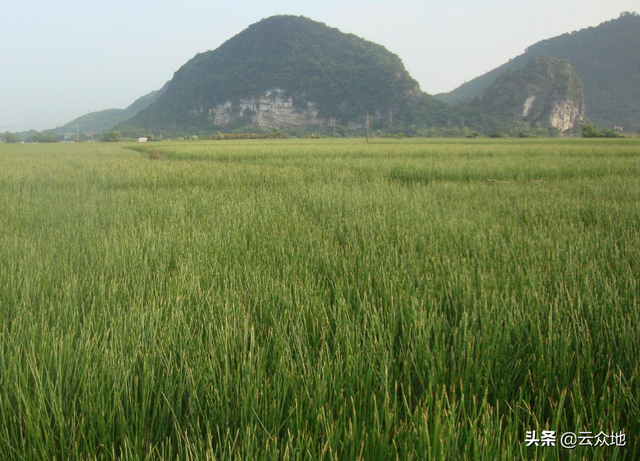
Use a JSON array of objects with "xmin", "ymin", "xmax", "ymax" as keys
[{"xmin": 0, "ymin": 138, "xmax": 638, "ymax": 459}]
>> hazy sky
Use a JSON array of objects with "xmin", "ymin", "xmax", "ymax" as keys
[{"xmin": 1, "ymin": 0, "xmax": 637, "ymax": 131}]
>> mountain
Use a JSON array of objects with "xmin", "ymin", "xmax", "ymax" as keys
[
  {"xmin": 459, "ymin": 56, "xmax": 584, "ymax": 134},
  {"xmin": 55, "ymin": 83, "xmax": 168, "ymax": 134},
  {"xmin": 436, "ymin": 12, "xmax": 640, "ymax": 131},
  {"xmin": 121, "ymin": 15, "xmax": 450, "ymax": 135}
]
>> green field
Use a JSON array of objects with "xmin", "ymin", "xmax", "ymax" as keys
[{"xmin": 0, "ymin": 139, "xmax": 638, "ymax": 460}]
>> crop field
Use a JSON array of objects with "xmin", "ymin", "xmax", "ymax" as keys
[{"xmin": 0, "ymin": 138, "xmax": 639, "ymax": 460}]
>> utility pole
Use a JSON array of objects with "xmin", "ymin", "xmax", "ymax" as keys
[
  {"xmin": 76, "ymin": 124, "xmax": 80, "ymax": 143},
  {"xmin": 333, "ymin": 118, "xmax": 336, "ymax": 138},
  {"xmin": 366, "ymin": 112, "xmax": 370, "ymax": 143},
  {"xmin": 90, "ymin": 122, "xmax": 94, "ymax": 143}
]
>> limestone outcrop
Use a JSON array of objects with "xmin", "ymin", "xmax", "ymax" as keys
[{"xmin": 465, "ymin": 55, "xmax": 585, "ymax": 132}]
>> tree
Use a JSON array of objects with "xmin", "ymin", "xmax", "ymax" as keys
[
  {"xmin": 582, "ymin": 125, "xmax": 601, "ymax": 138},
  {"xmin": 1, "ymin": 132, "xmax": 19, "ymax": 143},
  {"xmin": 101, "ymin": 130, "xmax": 122, "ymax": 142},
  {"xmin": 547, "ymin": 127, "xmax": 561, "ymax": 138},
  {"xmin": 31, "ymin": 132, "xmax": 61, "ymax": 143},
  {"xmin": 582, "ymin": 124, "xmax": 623, "ymax": 138},
  {"xmin": 601, "ymin": 127, "xmax": 622, "ymax": 138}
]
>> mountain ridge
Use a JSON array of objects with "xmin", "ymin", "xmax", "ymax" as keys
[
  {"xmin": 54, "ymin": 83, "xmax": 169, "ymax": 134},
  {"xmin": 121, "ymin": 15, "xmax": 450, "ymax": 135},
  {"xmin": 457, "ymin": 56, "xmax": 585, "ymax": 135},
  {"xmin": 436, "ymin": 12, "xmax": 640, "ymax": 131},
  {"xmin": 41, "ymin": 13, "xmax": 638, "ymax": 138}
]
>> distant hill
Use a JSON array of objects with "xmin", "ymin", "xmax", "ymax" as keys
[
  {"xmin": 121, "ymin": 15, "xmax": 450, "ymax": 135},
  {"xmin": 55, "ymin": 83, "xmax": 168, "ymax": 134},
  {"xmin": 459, "ymin": 56, "xmax": 584, "ymax": 134},
  {"xmin": 436, "ymin": 12, "xmax": 640, "ymax": 131}
]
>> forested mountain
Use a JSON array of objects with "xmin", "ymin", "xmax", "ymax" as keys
[
  {"xmin": 459, "ymin": 56, "xmax": 584, "ymax": 135},
  {"xmin": 49, "ymin": 13, "xmax": 637, "ymax": 138},
  {"xmin": 55, "ymin": 84, "xmax": 168, "ymax": 134},
  {"xmin": 436, "ymin": 12, "xmax": 640, "ymax": 131},
  {"xmin": 121, "ymin": 15, "xmax": 450, "ymax": 135}
]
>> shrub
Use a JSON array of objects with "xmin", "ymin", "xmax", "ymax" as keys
[
  {"xmin": 149, "ymin": 149, "xmax": 161, "ymax": 160},
  {"xmin": 101, "ymin": 131, "xmax": 122, "ymax": 142}
]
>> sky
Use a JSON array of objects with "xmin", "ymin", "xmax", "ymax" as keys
[{"xmin": 0, "ymin": 0, "xmax": 637, "ymax": 131}]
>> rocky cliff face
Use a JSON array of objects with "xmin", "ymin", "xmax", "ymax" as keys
[
  {"xmin": 194, "ymin": 87, "xmax": 400, "ymax": 130},
  {"xmin": 545, "ymin": 99, "xmax": 583, "ymax": 131},
  {"xmin": 193, "ymin": 89, "xmax": 323, "ymax": 129},
  {"xmin": 518, "ymin": 94, "xmax": 583, "ymax": 131},
  {"xmin": 463, "ymin": 56, "xmax": 585, "ymax": 132}
]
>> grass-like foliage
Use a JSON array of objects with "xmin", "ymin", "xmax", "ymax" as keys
[{"xmin": 0, "ymin": 139, "xmax": 638, "ymax": 460}]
